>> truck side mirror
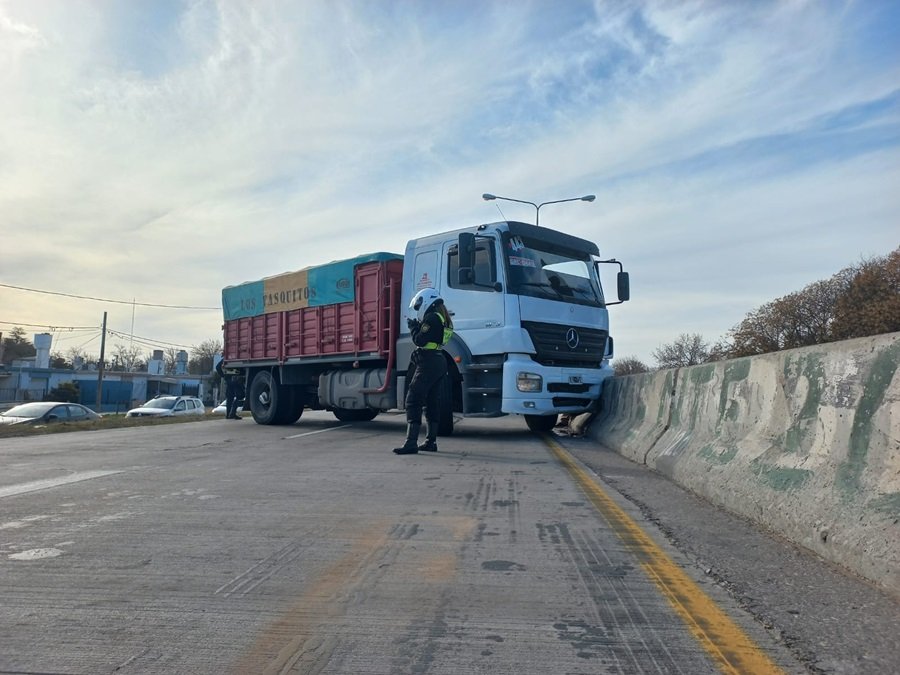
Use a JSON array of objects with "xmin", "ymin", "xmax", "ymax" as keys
[
  {"xmin": 617, "ymin": 271, "xmax": 630, "ymax": 302},
  {"xmin": 458, "ymin": 232, "xmax": 476, "ymax": 269}
]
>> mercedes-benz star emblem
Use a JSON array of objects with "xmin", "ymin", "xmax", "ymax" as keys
[{"xmin": 566, "ymin": 328, "xmax": 580, "ymax": 349}]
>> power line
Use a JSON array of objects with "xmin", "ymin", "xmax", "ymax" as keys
[
  {"xmin": 106, "ymin": 328, "xmax": 195, "ymax": 350},
  {"xmin": 1, "ymin": 321, "xmax": 207, "ymax": 352},
  {"xmin": 0, "ymin": 282, "xmax": 219, "ymax": 310},
  {"xmin": 0, "ymin": 320, "xmax": 98, "ymax": 330}
]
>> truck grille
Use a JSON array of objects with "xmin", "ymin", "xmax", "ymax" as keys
[{"xmin": 521, "ymin": 321, "xmax": 607, "ymax": 368}]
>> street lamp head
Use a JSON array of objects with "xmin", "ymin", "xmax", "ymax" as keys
[
  {"xmin": 482, "ymin": 193, "xmax": 497, "ymax": 201},
  {"xmin": 581, "ymin": 195, "xmax": 596, "ymax": 202}
]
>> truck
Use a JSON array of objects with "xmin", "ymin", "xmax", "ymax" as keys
[{"xmin": 220, "ymin": 220, "xmax": 629, "ymax": 433}]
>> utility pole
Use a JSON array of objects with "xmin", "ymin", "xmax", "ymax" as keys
[{"xmin": 96, "ymin": 311, "xmax": 107, "ymax": 411}]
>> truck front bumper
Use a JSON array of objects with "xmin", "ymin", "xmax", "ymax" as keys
[{"xmin": 499, "ymin": 354, "xmax": 612, "ymax": 416}]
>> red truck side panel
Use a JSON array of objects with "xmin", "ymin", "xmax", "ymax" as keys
[{"xmin": 223, "ymin": 260, "xmax": 403, "ymax": 363}]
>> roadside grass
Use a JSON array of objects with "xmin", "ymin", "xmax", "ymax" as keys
[{"xmin": 0, "ymin": 413, "xmax": 224, "ymax": 439}]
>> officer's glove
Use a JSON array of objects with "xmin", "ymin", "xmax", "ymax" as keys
[{"xmin": 407, "ymin": 318, "xmax": 420, "ymax": 332}]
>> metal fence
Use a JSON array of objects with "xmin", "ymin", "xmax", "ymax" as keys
[{"xmin": 0, "ymin": 388, "xmax": 48, "ymax": 404}]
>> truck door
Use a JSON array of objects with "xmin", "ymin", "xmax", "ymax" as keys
[
  {"xmin": 440, "ymin": 238, "xmax": 505, "ymax": 337},
  {"xmin": 411, "ymin": 249, "xmax": 440, "ymax": 296}
]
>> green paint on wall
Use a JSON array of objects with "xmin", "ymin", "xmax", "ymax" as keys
[
  {"xmin": 657, "ymin": 370, "xmax": 673, "ymax": 424},
  {"xmin": 776, "ymin": 353, "xmax": 826, "ymax": 457},
  {"xmin": 837, "ymin": 342, "xmax": 900, "ymax": 499},
  {"xmin": 699, "ymin": 443, "xmax": 738, "ymax": 464},
  {"xmin": 717, "ymin": 358, "xmax": 751, "ymax": 425},
  {"xmin": 793, "ymin": 353, "xmax": 825, "ymax": 421},
  {"xmin": 781, "ymin": 426, "xmax": 803, "ymax": 454},
  {"xmin": 868, "ymin": 492, "xmax": 900, "ymax": 518},
  {"xmin": 751, "ymin": 459, "xmax": 812, "ymax": 491}
]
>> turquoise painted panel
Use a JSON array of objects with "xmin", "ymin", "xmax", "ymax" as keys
[
  {"xmin": 222, "ymin": 280, "xmax": 265, "ymax": 320},
  {"xmin": 221, "ymin": 252, "xmax": 401, "ymax": 321}
]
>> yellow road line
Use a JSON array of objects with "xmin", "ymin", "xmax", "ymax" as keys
[{"xmin": 543, "ymin": 435, "xmax": 785, "ymax": 675}]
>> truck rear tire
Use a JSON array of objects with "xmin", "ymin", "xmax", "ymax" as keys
[
  {"xmin": 332, "ymin": 408, "xmax": 379, "ymax": 422},
  {"xmin": 249, "ymin": 371, "xmax": 299, "ymax": 425},
  {"xmin": 525, "ymin": 414, "xmax": 557, "ymax": 433}
]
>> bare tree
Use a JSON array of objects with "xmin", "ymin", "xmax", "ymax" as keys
[
  {"xmin": 190, "ymin": 339, "xmax": 223, "ymax": 375},
  {"xmin": 613, "ymin": 356, "xmax": 650, "ymax": 375},
  {"xmin": 112, "ymin": 343, "xmax": 145, "ymax": 372},
  {"xmin": 163, "ymin": 348, "xmax": 178, "ymax": 375},
  {"xmin": 66, "ymin": 346, "xmax": 95, "ymax": 369},
  {"xmin": 652, "ymin": 333, "xmax": 710, "ymax": 369}
]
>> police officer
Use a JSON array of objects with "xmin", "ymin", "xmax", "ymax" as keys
[
  {"xmin": 216, "ymin": 358, "xmax": 244, "ymax": 420},
  {"xmin": 393, "ymin": 288, "xmax": 454, "ymax": 455}
]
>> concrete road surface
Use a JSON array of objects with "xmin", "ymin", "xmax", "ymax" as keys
[{"xmin": 0, "ymin": 412, "xmax": 896, "ymax": 674}]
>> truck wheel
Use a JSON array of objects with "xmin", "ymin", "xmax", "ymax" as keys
[
  {"xmin": 525, "ymin": 414, "xmax": 557, "ymax": 433},
  {"xmin": 436, "ymin": 374, "xmax": 454, "ymax": 436},
  {"xmin": 278, "ymin": 389, "xmax": 303, "ymax": 425},
  {"xmin": 332, "ymin": 408, "xmax": 379, "ymax": 422},
  {"xmin": 249, "ymin": 371, "xmax": 296, "ymax": 425}
]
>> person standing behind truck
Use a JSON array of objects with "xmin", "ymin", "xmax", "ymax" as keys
[
  {"xmin": 393, "ymin": 288, "xmax": 454, "ymax": 455},
  {"xmin": 216, "ymin": 357, "xmax": 244, "ymax": 420}
]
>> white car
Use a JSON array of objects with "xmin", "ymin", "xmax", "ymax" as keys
[
  {"xmin": 212, "ymin": 399, "xmax": 244, "ymax": 415},
  {"xmin": 126, "ymin": 395, "xmax": 206, "ymax": 418}
]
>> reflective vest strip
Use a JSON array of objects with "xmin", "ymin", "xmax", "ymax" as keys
[{"xmin": 422, "ymin": 314, "xmax": 452, "ymax": 350}]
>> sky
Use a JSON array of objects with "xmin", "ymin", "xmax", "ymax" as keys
[{"xmin": 1, "ymin": 0, "xmax": 898, "ymax": 366}]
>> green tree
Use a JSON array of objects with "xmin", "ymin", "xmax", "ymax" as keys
[
  {"xmin": 1, "ymin": 326, "xmax": 36, "ymax": 364},
  {"xmin": 831, "ymin": 248, "xmax": 900, "ymax": 340},
  {"xmin": 46, "ymin": 382, "xmax": 80, "ymax": 403},
  {"xmin": 50, "ymin": 351, "xmax": 69, "ymax": 369}
]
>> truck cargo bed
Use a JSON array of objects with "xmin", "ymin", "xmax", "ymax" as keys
[{"xmin": 223, "ymin": 258, "xmax": 403, "ymax": 363}]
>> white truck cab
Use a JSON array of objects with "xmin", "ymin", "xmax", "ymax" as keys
[{"xmin": 397, "ymin": 220, "xmax": 629, "ymax": 432}]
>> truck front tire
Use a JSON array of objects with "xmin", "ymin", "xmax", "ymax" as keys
[{"xmin": 525, "ymin": 414, "xmax": 557, "ymax": 433}]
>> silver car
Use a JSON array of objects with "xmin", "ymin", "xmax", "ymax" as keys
[
  {"xmin": 0, "ymin": 402, "xmax": 102, "ymax": 426},
  {"xmin": 126, "ymin": 395, "xmax": 206, "ymax": 418}
]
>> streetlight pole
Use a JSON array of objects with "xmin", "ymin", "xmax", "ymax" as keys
[{"xmin": 482, "ymin": 192, "xmax": 595, "ymax": 226}]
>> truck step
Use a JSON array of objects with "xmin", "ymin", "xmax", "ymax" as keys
[
  {"xmin": 466, "ymin": 362, "xmax": 504, "ymax": 372},
  {"xmin": 465, "ymin": 387, "xmax": 502, "ymax": 395}
]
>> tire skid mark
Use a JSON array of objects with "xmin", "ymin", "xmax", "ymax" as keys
[
  {"xmin": 506, "ymin": 474, "xmax": 520, "ymax": 543},
  {"xmin": 545, "ymin": 435, "xmax": 785, "ymax": 675},
  {"xmin": 215, "ymin": 541, "xmax": 305, "ymax": 598},
  {"xmin": 534, "ymin": 521, "xmax": 686, "ymax": 672},
  {"xmin": 572, "ymin": 526, "xmax": 682, "ymax": 674},
  {"xmin": 233, "ymin": 518, "xmax": 415, "ymax": 675}
]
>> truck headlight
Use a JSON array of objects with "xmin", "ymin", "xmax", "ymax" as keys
[{"xmin": 517, "ymin": 372, "xmax": 543, "ymax": 392}]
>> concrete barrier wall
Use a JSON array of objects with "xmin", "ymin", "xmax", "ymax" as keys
[{"xmin": 588, "ymin": 332, "xmax": 900, "ymax": 597}]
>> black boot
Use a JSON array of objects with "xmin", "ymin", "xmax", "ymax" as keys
[
  {"xmin": 417, "ymin": 420, "xmax": 438, "ymax": 452},
  {"xmin": 393, "ymin": 422, "xmax": 421, "ymax": 455}
]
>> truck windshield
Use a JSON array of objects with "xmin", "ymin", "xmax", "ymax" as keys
[{"xmin": 504, "ymin": 234, "xmax": 603, "ymax": 307}]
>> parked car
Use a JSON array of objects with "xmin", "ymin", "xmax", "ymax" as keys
[
  {"xmin": 211, "ymin": 399, "xmax": 244, "ymax": 415},
  {"xmin": 0, "ymin": 402, "xmax": 102, "ymax": 426},
  {"xmin": 126, "ymin": 395, "xmax": 206, "ymax": 418}
]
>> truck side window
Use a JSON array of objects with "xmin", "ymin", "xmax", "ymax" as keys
[{"xmin": 448, "ymin": 243, "xmax": 496, "ymax": 291}]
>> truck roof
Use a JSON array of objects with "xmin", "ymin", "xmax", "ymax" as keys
[{"xmin": 408, "ymin": 220, "xmax": 600, "ymax": 257}]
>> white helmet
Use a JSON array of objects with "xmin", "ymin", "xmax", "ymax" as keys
[{"xmin": 409, "ymin": 288, "xmax": 443, "ymax": 322}]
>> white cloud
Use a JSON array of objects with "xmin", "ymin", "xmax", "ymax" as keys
[{"xmin": 0, "ymin": 0, "xmax": 897, "ymax": 364}]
